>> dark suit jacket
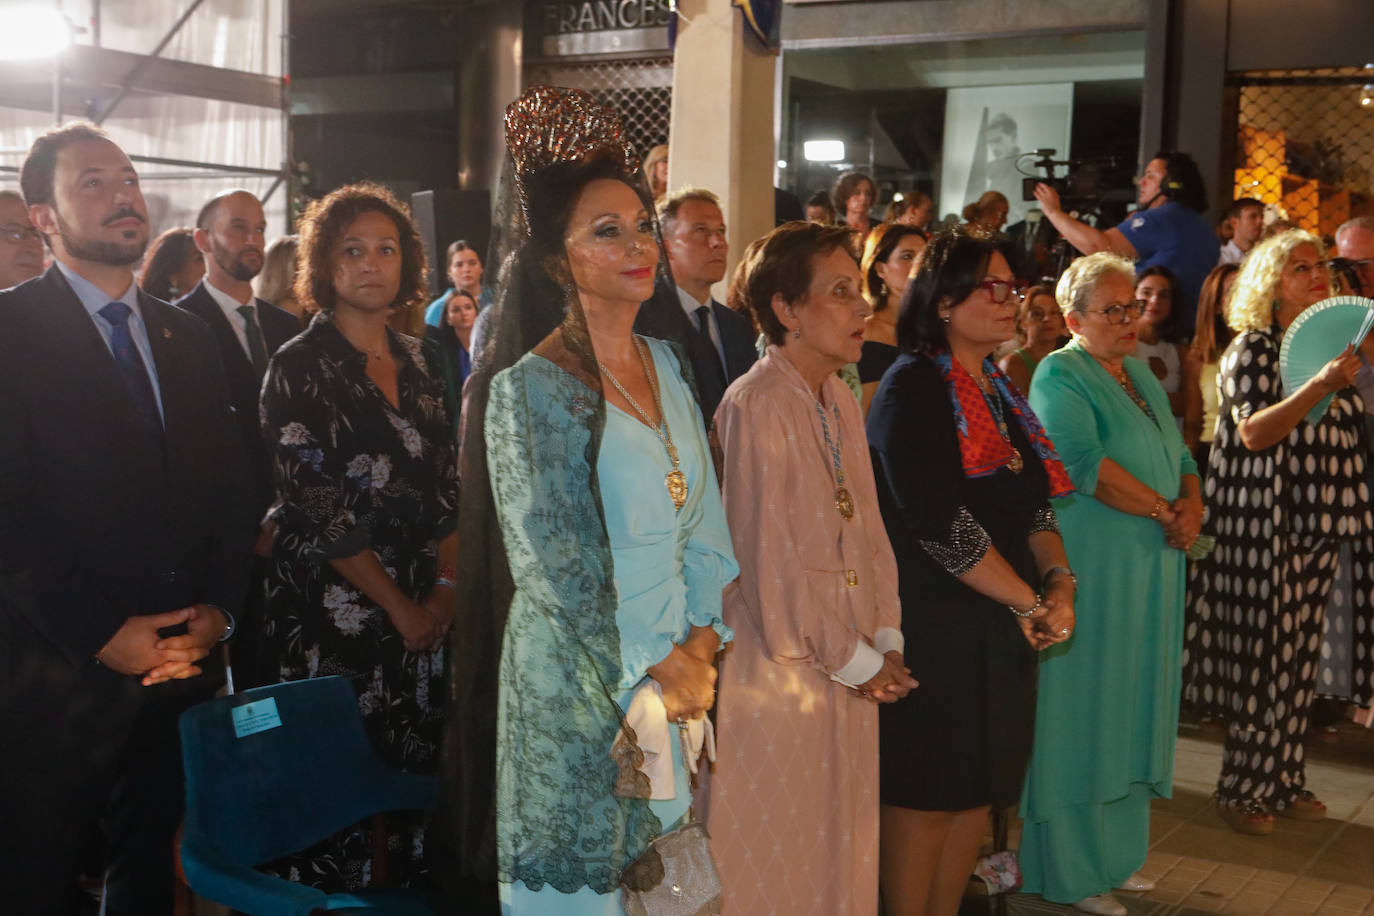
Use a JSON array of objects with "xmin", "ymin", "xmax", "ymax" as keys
[
  {"xmin": 636, "ymin": 283, "xmax": 758, "ymax": 424},
  {"xmin": 0, "ymin": 266, "xmax": 253, "ymax": 688},
  {"xmin": 176, "ymin": 281, "xmax": 301, "ymax": 519}
]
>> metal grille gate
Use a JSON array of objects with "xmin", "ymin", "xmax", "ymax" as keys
[
  {"xmin": 524, "ymin": 55, "xmax": 674, "ymax": 160},
  {"xmin": 1228, "ymin": 66, "xmax": 1374, "ymax": 238}
]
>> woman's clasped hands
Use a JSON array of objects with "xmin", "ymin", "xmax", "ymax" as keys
[
  {"xmin": 1016, "ymin": 574, "xmax": 1076, "ymax": 651},
  {"xmin": 1156, "ymin": 496, "xmax": 1203, "ymax": 552},
  {"xmin": 857, "ymin": 651, "xmax": 920, "ymax": 704},
  {"xmin": 388, "ymin": 588, "xmax": 452, "ymax": 653},
  {"xmin": 649, "ymin": 630, "xmax": 720, "ymax": 723}
]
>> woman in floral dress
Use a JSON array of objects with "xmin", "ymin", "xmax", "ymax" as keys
[{"xmin": 259, "ymin": 183, "xmax": 458, "ymax": 889}]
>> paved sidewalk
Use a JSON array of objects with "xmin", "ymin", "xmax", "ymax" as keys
[{"xmin": 1002, "ymin": 721, "xmax": 1374, "ymax": 916}]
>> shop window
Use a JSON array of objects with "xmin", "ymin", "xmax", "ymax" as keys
[{"xmin": 1229, "ymin": 67, "xmax": 1374, "ymax": 240}]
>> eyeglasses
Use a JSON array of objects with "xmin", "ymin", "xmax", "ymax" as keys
[
  {"xmin": 976, "ymin": 278, "xmax": 1014, "ymax": 303},
  {"xmin": 0, "ymin": 223, "xmax": 42, "ymax": 245},
  {"xmin": 1079, "ymin": 301, "xmax": 1146, "ymax": 325}
]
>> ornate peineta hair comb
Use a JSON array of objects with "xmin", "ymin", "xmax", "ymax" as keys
[
  {"xmin": 504, "ymin": 85, "xmax": 640, "ymax": 220},
  {"xmin": 956, "ymin": 222, "xmax": 1008, "ymax": 242}
]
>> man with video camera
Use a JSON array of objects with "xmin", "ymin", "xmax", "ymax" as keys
[{"xmin": 1034, "ymin": 151, "xmax": 1218, "ymax": 332}]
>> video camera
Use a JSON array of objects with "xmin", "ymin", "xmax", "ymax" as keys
[{"xmin": 1018, "ymin": 149, "xmax": 1130, "ymax": 212}]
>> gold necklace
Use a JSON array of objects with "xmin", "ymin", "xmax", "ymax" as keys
[
  {"xmin": 597, "ymin": 336, "xmax": 688, "ymax": 512},
  {"xmin": 979, "ymin": 369, "xmax": 1023, "ymax": 474},
  {"xmin": 1094, "ymin": 356, "xmax": 1158, "ymax": 424}
]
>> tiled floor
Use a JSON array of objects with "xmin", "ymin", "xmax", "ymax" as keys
[
  {"xmin": 188, "ymin": 717, "xmax": 1374, "ymax": 916},
  {"xmin": 1003, "ymin": 719, "xmax": 1374, "ymax": 916}
]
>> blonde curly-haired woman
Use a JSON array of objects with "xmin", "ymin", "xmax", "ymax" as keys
[{"xmin": 1186, "ymin": 229, "xmax": 1374, "ymax": 835}]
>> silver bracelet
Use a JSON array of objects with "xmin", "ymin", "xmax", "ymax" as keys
[
  {"xmin": 433, "ymin": 577, "xmax": 458, "ymax": 591},
  {"xmin": 1043, "ymin": 566, "xmax": 1077, "ymax": 588},
  {"xmin": 1009, "ymin": 593, "xmax": 1043, "ymax": 618}
]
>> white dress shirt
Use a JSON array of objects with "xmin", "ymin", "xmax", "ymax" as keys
[
  {"xmin": 1218, "ymin": 239, "xmax": 1246, "ymax": 266},
  {"xmin": 202, "ymin": 278, "xmax": 260, "ymax": 362},
  {"xmin": 676, "ymin": 284, "xmax": 727, "ymax": 370}
]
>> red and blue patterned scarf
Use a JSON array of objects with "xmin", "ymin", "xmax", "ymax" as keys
[{"xmin": 934, "ymin": 350, "xmax": 1074, "ymax": 498}]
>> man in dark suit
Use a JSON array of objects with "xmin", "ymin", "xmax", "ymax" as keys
[
  {"xmin": 641, "ymin": 187, "xmax": 757, "ymax": 423},
  {"xmin": 0, "ymin": 122, "xmax": 252, "ymax": 915},
  {"xmin": 176, "ymin": 189, "xmax": 298, "ymax": 688}
]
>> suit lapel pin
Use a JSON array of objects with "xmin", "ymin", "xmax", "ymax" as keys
[{"xmin": 163, "ymin": 328, "xmax": 173, "ymax": 339}]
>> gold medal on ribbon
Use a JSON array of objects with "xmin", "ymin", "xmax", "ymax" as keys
[{"xmin": 835, "ymin": 485, "xmax": 855, "ymax": 520}]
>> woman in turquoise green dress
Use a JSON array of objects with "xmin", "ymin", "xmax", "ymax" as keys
[
  {"xmin": 1022, "ymin": 253, "xmax": 1202, "ymax": 916},
  {"xmin": 445, "ymin": 88, "xmax": 737, "ymax": 915}
]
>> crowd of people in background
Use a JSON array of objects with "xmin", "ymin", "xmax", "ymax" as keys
[{"xmin": 3, "ymin": 89, "xmax": 1373, "ymax": 916}]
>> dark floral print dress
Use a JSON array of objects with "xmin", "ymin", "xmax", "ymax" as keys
[{"xmin": 258, "ymin": 311, "xmax": 458, "ymax": 890}]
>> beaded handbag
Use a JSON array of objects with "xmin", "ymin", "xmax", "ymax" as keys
[{"xmin": 619, "ymin": 727, "xmax": 723, "ymax": 916}]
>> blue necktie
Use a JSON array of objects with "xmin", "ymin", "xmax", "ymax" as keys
[{"xmin": 98, "ymin": 301, "xmax": 162, "ymax": 433}]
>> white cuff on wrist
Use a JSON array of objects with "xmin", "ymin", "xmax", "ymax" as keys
[{"xmin": 831, "ymin": 640, "xmax": 884, "ymax": 689}]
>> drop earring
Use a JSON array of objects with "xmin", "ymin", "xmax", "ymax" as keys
[{"xmin": 793, "ymin": 327, "xmax": 801, "ymax": 339}]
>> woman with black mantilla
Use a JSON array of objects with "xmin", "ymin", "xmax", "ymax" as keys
[{"xmin": 440, "ymin": 87, "xmax": 737, "ymax": 915}]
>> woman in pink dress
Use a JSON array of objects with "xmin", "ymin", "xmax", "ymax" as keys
[{"xmin": 704, "ymin": 221, "xmax": 918, "ymax": 914}]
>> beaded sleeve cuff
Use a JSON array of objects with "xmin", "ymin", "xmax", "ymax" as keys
[
  {"xmin": 919, "ymin": 506, "xmax": 991, "ymax": 577},
  {"xmin": 1030, "ymin": 505, "xmax": 1061, "ymax": 535}
]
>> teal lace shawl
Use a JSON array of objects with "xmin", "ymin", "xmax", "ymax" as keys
[{"xmin": 485, "ymin": 350, "xmax": 661, "ymax": 894}]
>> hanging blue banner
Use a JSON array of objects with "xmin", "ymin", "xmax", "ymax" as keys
[{"xmin": 735, "ymin": 0, "xmax": 781, "ymax": 48}]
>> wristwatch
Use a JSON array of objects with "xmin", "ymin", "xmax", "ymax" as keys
[{"xmin": 206, "ymin": 604, "xmax": 236, "ymax": 642}]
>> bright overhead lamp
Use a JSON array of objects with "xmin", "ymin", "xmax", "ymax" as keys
[
  {"xmin": 803, "ymin": 140, "xmax": 845, "ymax": 163},
  {"xmin": 0, "ymin": 7, "xmax": 71, "ymax": 61}
]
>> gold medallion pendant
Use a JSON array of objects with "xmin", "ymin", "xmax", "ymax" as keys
[
  {"xmin": 835, "ymin": 485, "xmax": 855, "ymax": 520},
  {"xmin": 1007, "ymin": 449, "xmax": 1024, "ymax": 474},
  {"xmin": 597, "ymin": 336, "xmax": 690, "ymax": 514},
  {"xmin": 666, "ymin": 469, "xmax": 689, "ymax": 512}
]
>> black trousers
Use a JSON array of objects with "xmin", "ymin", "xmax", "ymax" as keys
[
  {"xmin": 102, "ymin": 684, "xmax": 211, "ymax": 916},
  {"xmin": 0, "ymin": 633, "xmax": 211, "ymax": 916}
]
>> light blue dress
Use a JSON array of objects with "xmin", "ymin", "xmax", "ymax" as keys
[{"xmin": 490, "ymin": 337, "xmax": 737, "ymax": 915}]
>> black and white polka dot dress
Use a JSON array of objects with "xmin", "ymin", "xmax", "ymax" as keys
[{"xmin": 1184, "ymin": 325, "xmax": 1374, "ymax": 806}]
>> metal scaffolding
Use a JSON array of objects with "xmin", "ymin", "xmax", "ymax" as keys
[{"xmin": 0, "ymin": 0, "xmax": 291, "ymax": 229}]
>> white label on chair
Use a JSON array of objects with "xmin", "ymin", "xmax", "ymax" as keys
[{"xmin": 231, "ymin": 697, "xmax": 283, "ymax": 738}]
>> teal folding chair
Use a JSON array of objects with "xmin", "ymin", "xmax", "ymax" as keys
[{"xmin": 178, "ymin": 676, "xmax": 435, "ymax": 915}]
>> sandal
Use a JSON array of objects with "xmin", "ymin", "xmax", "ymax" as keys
[
  {"xmin": 1276, "ymin": 790, "xmax": 1327, "ymax": 821},
  {"xmin": 1218, "ymin": 799, "xmax": 1274, "ymax": 835}
]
